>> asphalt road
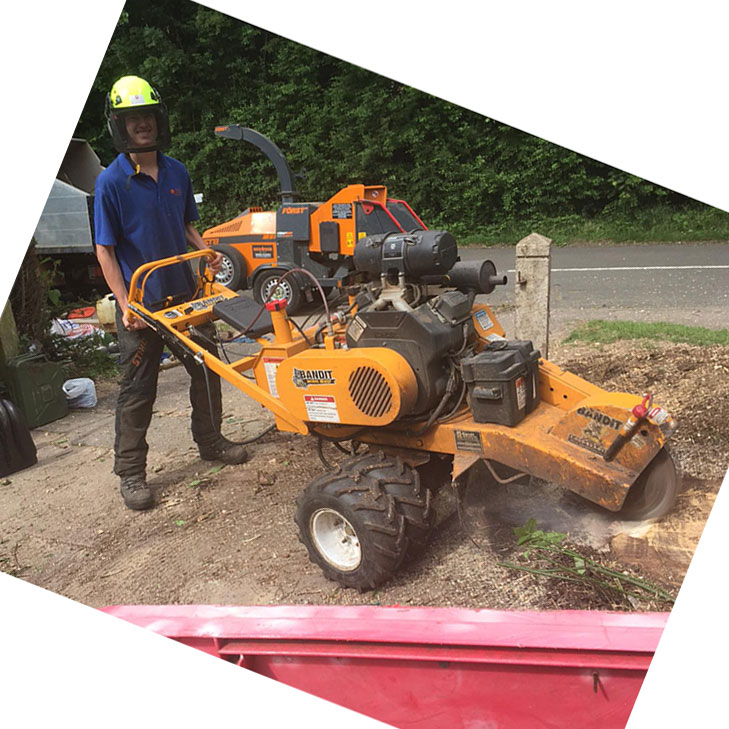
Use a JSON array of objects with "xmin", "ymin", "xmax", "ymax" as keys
[{"xmin": 462, "ymin": 242, "xmax": 729, "ymax": 337}]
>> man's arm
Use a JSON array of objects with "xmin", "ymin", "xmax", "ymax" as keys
[
  {"xmin": 185, "ymin": 223, "xmax": 222, "ymax": 274},
  {"xmin": 95, "ymin": 244, "xmax": 146, "ymax": 330}
]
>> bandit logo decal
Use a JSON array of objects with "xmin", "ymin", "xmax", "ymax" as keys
[
  {"xmin": 577, "ymin": 407, "xmax": 622, "ymax": 431},
  {"xmin": 568, "ymin": 433, "xmax": 606, "ymax": 456},
  {"xmin": 292, "ymin": 368, "xmax": 335, "ymax": 389}
]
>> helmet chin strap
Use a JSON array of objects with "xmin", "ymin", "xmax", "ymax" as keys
[{"xmin": 126, "ymin": 144, "xmax": 161, "ymax": 156}]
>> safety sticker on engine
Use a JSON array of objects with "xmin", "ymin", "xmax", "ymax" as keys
[
  {"xmin": 454, "ymin": 430, "xmax": 483, "ymax": 453},
  {"xmin": 304, "ymin": 395, "xmax": 340, "ymax": 423},
  {"xmin": 262, "ymin": 356, "xmax": 283, "ymax": 398},
  {"xmin": 486, "ymin": 333, "xmax": 506, "ymax": 342},
  {"xmin": 348, "ymin": 316, "xmax": 366, "ymax": 342},
  {"xmin": 473, "ymin": 309, "xmax": 494, "ymax": 332}
]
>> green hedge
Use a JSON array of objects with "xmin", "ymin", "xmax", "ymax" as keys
[{"xmin": 74, "ymin": 1, "xmax": 724, "ymax": 241}]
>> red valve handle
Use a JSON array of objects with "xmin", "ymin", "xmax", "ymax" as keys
[{"xmin": 265, "ymin": 299, "xmax": 287, "ymax": 312}]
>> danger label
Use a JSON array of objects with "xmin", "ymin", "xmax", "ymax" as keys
[
  {"xmin": 262, "ymin": 356, "xmax": 283, "ymax": 397},
  {"xmin": 516, "ymin": 377, "xmax": 527, "ymax": 411},
  {"xmin": 649, "ymin": 407, "xmax": 669, "ymax": 425},
  {"xmin": 304, "ymin": 395, "xmax": 340, "ymax": 423}
]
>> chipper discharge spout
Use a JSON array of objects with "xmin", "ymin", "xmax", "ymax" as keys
[{"xmin": 127, "ymin": 230, "xmax": 679, "ymax": 591}]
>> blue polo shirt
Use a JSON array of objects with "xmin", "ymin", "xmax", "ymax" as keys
[{"xmin": 94, "ymin": 152, "xmax": 198, "ymax": 309}]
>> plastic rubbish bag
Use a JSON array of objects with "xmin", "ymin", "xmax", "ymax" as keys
[
  {"xmin": 62, "ymin": 378, "xmax": 98, "ymax": 408},
  {"xmin": 50, "ymin": 318, "xmax": 106, "ymax": 339}
]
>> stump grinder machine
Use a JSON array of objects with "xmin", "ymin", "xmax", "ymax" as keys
[{"xmin": 126, "ymin": 230, "xmax": 679, "ymax": 590}]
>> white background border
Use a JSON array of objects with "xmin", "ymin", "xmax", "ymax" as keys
[{"xmin": 1, "ymin": 1, "xmax": 727, "ymax": 726}]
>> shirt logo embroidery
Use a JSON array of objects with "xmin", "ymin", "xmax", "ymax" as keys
[{"xmin": 170, "ymin": 188, "xmax": 182, "ymax": 196}]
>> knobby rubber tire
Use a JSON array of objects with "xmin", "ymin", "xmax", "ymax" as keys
[
  {"xmin": 620, "ymin": 447, "xmax": 679, "ymax": 521},
  {"xmin": 363, "ymin": 451, "xmax": 436, "ymax": 559},
  {"xmin": 295, "ymin": 451, "xmax": 434, "ymax": 590}
]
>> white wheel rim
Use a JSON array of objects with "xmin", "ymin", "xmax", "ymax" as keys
[
  {"xmin": 216, "ymin": 256, "xmax": 234, "ymax": 285},
  {"xmin": 310, "ymin": 508, "xmax": 361, "ymax": 571},
  {"xmin": 263, "ymin": 277, "xmax": 292, "ymax": 303}
]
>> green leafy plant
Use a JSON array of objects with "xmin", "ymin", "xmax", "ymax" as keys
[
  {"xmin": 501, "ymin": 519, "xmax": 675, "ymax": 608},
  {"xmin": 48, "ymin": 331, "xmax": 120, "ymax": 379}
]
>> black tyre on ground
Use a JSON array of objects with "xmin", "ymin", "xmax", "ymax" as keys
[
  {"xmin": 253, "ymin": 270, "xmax": 303, "ymax": 314},
  {"xmin": 213, "ymin": 245, "xmax": 246, "ymax": 290},
  {"xmin": 620, "ymin": 447, "xmax": 679, "ymax": 520},
  {"xmin": 294, "ymin": 451, "xmax": 435, "ymax": 590}
]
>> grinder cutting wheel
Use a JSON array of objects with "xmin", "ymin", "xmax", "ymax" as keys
[{"xmin": 125, "ymin": 227, "xmax": 679, "ymax": 591}]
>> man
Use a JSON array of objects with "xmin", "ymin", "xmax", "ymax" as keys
[{"xmin": 94, "ymin": 75, "xmax": 248, "ymax": 511}]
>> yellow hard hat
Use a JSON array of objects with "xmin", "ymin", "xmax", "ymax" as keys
[{"xmin": 108, "ymin": 75, "xmax": 161, "ymax": 109}]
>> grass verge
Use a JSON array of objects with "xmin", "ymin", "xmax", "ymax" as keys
[
  {"xmin": 564, "ymin": 320, "xmax": 729, "ymax": 347},
  {"xmin": 453, "ymin": 204, "xmax": 729, "ymax": 246}
]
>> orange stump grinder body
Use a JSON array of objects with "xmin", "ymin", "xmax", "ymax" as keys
[{"xmin": 127, "ymin": 231, "xmax": 679, "ymax": 590}]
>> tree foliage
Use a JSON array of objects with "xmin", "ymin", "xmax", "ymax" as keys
[{"xmin": 74, "ymin": 1, "xmax": 692, "ymax": 239}]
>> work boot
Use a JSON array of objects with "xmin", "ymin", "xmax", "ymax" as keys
[
  {"xmin": 198, "ymin": 436, "xmax": 249, "ymax": 465},
  {"xmin": 119, "ymin": 474, "xmax": 155, "ymax": 511}
]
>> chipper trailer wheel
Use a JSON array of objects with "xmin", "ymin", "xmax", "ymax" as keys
[
  {"xmin": 619, "ymin": 448, "xmax": 679, "ymax": 521},
  {"xmin": 253, "ymin": 271, "xmax": 303, "ymax": 314},
  {"xmin": 213, "ymin": 244, "xmax": 246, "ymax": 290},
  {"xmin": 295, "ymin": 451, "xmax": 435, "ymax": 591}
]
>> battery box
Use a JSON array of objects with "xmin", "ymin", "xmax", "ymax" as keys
[{"xmin": 461, "ymin": 340, "xmax": 541, "ymax": 426}]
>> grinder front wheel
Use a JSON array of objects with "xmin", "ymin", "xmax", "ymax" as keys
[
  {"xmin": 295, "ymin": 452, "xmax": 432, "ymax": 590},
  {"xmin": 620, "ymin": 448, "xmax": 679, "ymax": 521}
]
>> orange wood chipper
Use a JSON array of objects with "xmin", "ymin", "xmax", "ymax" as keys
[{"xmin": 202, "ymin": 125, "xmax": 428, "ymax": 313}]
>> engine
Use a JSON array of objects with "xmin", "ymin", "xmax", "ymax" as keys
[
  {"xmin": 346, "ymin": 230, "xmax": 507, "ymax": 419},
  {"xmin": 273, "ymin": 229, "xmax": 540, "ymax": 430}
]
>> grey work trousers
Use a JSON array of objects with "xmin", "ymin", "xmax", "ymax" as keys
[{"xmin": 113, "ymin": 305, "xmax": 222, "ymax": 478}]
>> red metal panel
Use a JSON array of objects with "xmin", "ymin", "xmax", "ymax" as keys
[{"xmin": 103, "ymin": 605, "xmax": 667, "ymax": 729}]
